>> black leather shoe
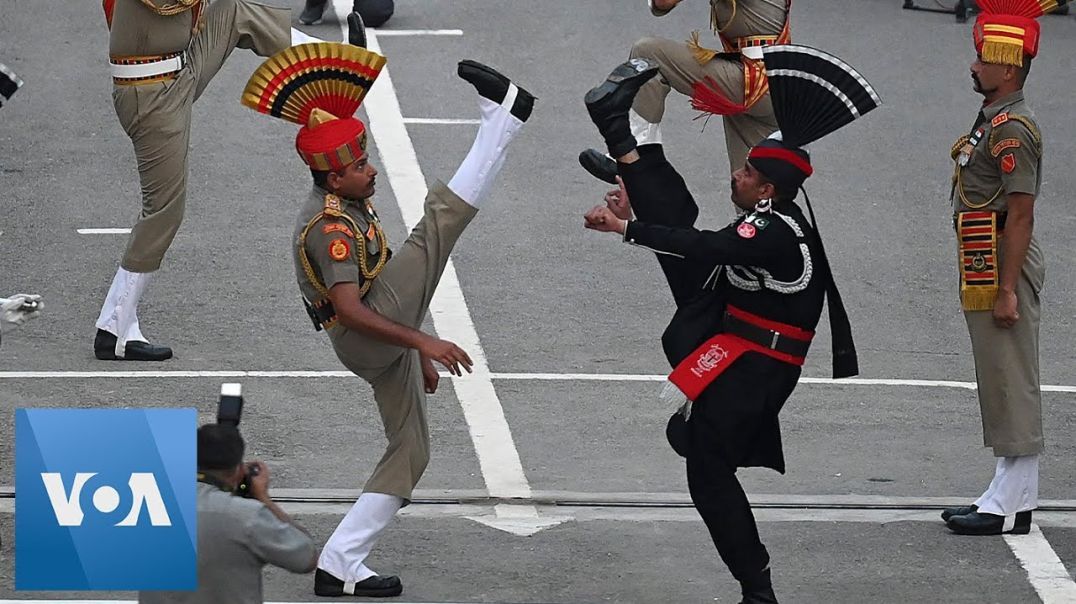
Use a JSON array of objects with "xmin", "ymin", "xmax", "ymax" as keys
[
  {"xmin": 578, "ymin": 148, "xmax": 618, "ymax": 184},
  {"xmin": 347, "ymin": 11, "xmax": 367, "ymax": 48},
  {"xmin": 457, "ymin": 60, "xmax": 535, "ymax": 122},
  {"xmin": 354, "ymin": 0, "xmax": 394, "ymax": 27},
  {"xmin": 299, "ymin": 0, "xmax": 327, "ymax": 25},
  {"xmin": 941, "ymin": 504, "xmax": 977, "ymax": 522},
  {"xmin": 738, "ymin": 568, "xmax": 779, "ymax": 604},
  {"xmin": 94, "ymin": 329, "xmax": 173, "ymax": 362},
  {"xmin": 314, "ymin": 568, "xmax": 403, "ymax": 597},
  {"xmin": 584, "ymin": 59, "xmax": 659, "ymax": 158},
  {"xmin": 947, "ymin": 510, "xmax": 1032, "ymax": 535}
]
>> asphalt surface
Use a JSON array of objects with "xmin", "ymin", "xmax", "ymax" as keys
[{"xmin": 2, "ymin": 0, "xmax": 1076, "ymax": 602}]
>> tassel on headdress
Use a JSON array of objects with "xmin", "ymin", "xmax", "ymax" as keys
[{"xmin": 973, "ymin": 0, "xmax": 1069, "ymax": 66}]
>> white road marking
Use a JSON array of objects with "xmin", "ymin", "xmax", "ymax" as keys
[
  {"xmin": 77, "ymin": 228, "xmax": 131, "ymax": 235},
  {"xmin": 331, "ymin": 2, "xmax": 557, "ymax": 534},
  {"xmin": 402, "ymin": 117, "xmax": 480, "ymax": 125},
  {"xmin": 1005, "ymin": 526, "xmax": 1076, "ymax": 603},
  {"xmin": 3, "ymin": 370, "xmax": 1076, "ymax": 394},
  {"xmin": 372, "ymin": 29, "xmax": 463, "ymax": 36}
]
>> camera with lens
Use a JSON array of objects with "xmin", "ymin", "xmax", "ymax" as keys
[{"xmin": 216, "ymin": 383, "xmax": 258, "ymax": 498}]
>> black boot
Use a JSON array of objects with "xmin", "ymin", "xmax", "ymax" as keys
[
  {"xmin": 940, "ymin": 504, "xmax": 977, "ymax": 522},
  {"xmin": 354, "ymin": 0, "xmax": 394, "ymax": 28},
  {"xmin": 93, "ymin": 329, "xmax": 173, "ymax": 362},
  {"xmin": 578, "ymin": 148, "xmax": 619, "ymax": 184},
  {"xmin": 584, "ymin": 59, "xmax": 659, "ymax": 159},
  {"xmin": 347, "ymin": 11, "xmax": 367, "ymax": 48},
  {"xmin": 946, "ymin": 510, "xmax": 1032, "ymax": 535},
  {"xmin": 457, "ymin": 60, "xmax": 535, "ymax": 122},
  {"xmin": 739, "ymin": 568, "xmax": 779, "ymax": 604},
  {"xmin": 298, "ymin": 0, "xmax": 328, "ymax": 25},
  {"xmin": 314, "ymin": 568, "xmax": 403, "ymax": 597}
]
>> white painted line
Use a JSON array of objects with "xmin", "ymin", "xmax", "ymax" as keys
[
  {"xmin": 332, "ymin": 3, "xmax": 538, "ymax": 516},
  {"xmin": 77, "ymin": 228, "xmax": 131, "ymax": 235},
  {"xmin": 3, "ymin": 370, "xmax": 1076, "ymax": 393},
  {"xmin": 402, "ymin": 117, "xmax": 480, "ymax": 125},
  {"xmin": 372, "ymin": 29, "xmax": 463, "ymax": 36},
  {"xmin": 0, "ymin": 601, "xmax": 471, "ymax": 604},
  {"xmin": 1005, "ymin": 525, "xmax": 1076, "ymax": 603}
]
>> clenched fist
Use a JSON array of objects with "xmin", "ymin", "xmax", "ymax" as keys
[{"xmin": 584, "ymin": 206, "xmax": 628, "ymax": 235}]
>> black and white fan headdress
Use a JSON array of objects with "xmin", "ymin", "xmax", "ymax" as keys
[
  {"xmin": 750, "ymin": 45, "xmax": 881, "ymax": 381},
  {"xmin": 738, "ymin": 44, "xmax": 881, "ymax": 192}
]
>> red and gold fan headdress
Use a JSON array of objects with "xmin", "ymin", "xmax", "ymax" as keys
[
  {"xmin": 241, "ymin": 42, "xmax": 386, "ymax": 171},
  {"xmin": 974, "ymin": 0, "xmax": 1069, "ymax": 66}
]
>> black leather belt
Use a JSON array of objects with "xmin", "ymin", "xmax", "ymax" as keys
[
  {"xmin": 723, "ymin": 311, "xmax": 811, "ymax": 358},
  {"xmin": 303, "ymin": 298, "xmax": 336, "ymax": 331}
]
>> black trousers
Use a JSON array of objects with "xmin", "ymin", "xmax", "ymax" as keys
[
  {"xmin": 618, "ymin": 145, "xmax": 771, "ymax": 583},
  {"xmin": 616, "ymin": 145, "xmax": 710, "ymax": 306}
]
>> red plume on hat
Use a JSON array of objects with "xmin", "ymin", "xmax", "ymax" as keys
[
  {"xmin": 974, "ymin": 0, "xmax": 1068, "ymax": 66},
  {"xmin": 241, "ymin": 42, "xmax": 386, "ymax": 170}
]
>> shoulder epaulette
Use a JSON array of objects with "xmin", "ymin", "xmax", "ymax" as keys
[
  {"xmin": 323, "ymin": 193, "xmax": 344, "ymax": 217},
  {"xmin": 989, "ymin": 113, "xmax": 1042, "ymax": 157}
]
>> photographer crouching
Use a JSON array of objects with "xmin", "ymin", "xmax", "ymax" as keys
[{"xmin": 140, "ymin": 390, "xmax": 317, "ymax": 603}]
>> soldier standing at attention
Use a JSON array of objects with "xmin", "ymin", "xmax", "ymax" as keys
[
  {"xmin": 941, "ymin": 0, "xmax": 1064, "ymax": 536},
  {"xmin": 579, "ymin": 0, "xmax": 790, "ymax": 186},
  {"xmin": 93, "ymin": 0, "xmax": 364, "ymax": 361}
]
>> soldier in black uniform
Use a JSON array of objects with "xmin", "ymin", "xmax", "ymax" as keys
[{"xmin": 583, "ymin": 47, "xmax": 879, "ymax": 603}]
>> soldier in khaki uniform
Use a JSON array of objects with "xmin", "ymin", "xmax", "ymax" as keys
[
  {"xmin": 243, "ymin": 43, "xmax": 534, "ymax": 597},
  {"xmin": 93, "ymin": 0, "xmax": 363, "ymax": 361},
  {"xmin": 940, "ymin": 0, "xmax": 1059, "ymax": 536},
  {"xmin": 579, "ymin": 0, "xmax": 790, "ymax": 185}
]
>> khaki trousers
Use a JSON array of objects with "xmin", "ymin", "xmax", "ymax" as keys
[
  {"xmin": 112, "ymin": 0, "xmax": 290, "ymax": 272},
  {"xmin": 963, "ymin": 237, "xmax": 1046, "ymax": 457},
  {"xmin": 328, "ymin": 182, "xmax": 478, "ymax": 501},
  {"xmin": 629, "ymin": 36, "xmax": 777, "ymax": 173}
]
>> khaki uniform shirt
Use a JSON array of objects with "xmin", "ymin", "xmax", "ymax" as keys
[
  {"xmin": 650, "ymin": 0, "xmax": 788, "ymax": 39},
  {"xmin": 109, "ymin": 0, "xmax": 196, "ymax": 56},
  {"xmin": 293, "ymin": 187, "xmax": 388, "ymax": 306},
  {"xmin": 954, "ymin": 90, "xmax": 1043, "ymax": 214}
]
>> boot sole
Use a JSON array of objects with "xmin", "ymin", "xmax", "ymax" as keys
[
  {"xmin": 584, "ymin": 61, "xmax": 659, "ymax": 107},
  {"xmin": 314, "ymin": 585, "xmax": 404, "ymax": 598}
]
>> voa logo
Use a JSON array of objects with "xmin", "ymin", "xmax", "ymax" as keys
[{"xmin": 40, "ymin": 472, "xmax": 173, "ymax": 527}]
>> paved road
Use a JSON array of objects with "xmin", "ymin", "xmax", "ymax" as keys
[{"xmin": 2, "ymin": 0, "xmax": 1075, "ymax": 601}]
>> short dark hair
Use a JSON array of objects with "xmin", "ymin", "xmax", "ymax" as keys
[
  {"xmin": 311, "ymin": 167, "xmax": 347, "ymax": 189},
  {"xmin": 756, "ymin": 172, "xmax": 798, "ymax": 203},
  {"xmin": 197, "ymin": 424, "xmax": 244, "ymax": 471},
  {"xmin": 1017, "ymin": 57, "xmax": 1033, "ymax": 85}
]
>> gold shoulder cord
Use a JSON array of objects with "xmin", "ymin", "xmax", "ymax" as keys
[
  {"xmin": 958, "ymin": 114, "xmax": 1042, "ymax": 210},
  {"xmin": 955, "ymin": 166, "xmax": 1003, "ymax": 210},
  {"xmin": 989, "ymin": 114, "xmax": 1043, "ymax": 158},
  {"xmin": 298, "ymin": 211, "xmax": 390, "ymax": 300},
  {"xmin": 137, "ymin": 0, "xmax": 202, "ymax": 16},
  {"xmin": 712, "ymin": 0, "xmax": 737, "ymax": 34}
]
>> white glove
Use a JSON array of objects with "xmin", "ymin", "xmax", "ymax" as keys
[{"xmin": 1, "ymin": 293, "xmax": 43, "ymax": 332}]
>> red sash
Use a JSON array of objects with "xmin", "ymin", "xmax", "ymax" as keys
[{"xmin": 667, "ymin": 306, "xmax": 812, "ymax": 402}]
